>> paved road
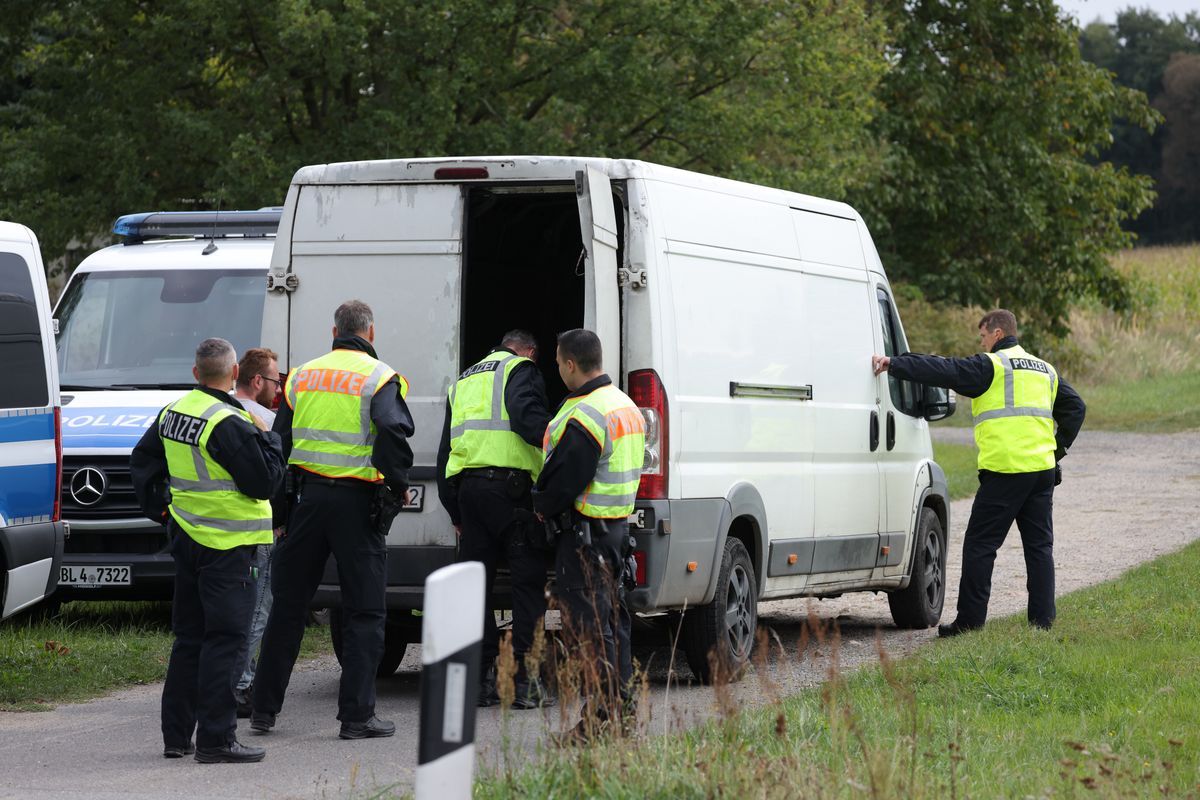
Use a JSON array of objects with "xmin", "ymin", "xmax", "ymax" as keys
[{"xmin": 2, "ymin": 429, "xmax": 1197, "ymax": 799}]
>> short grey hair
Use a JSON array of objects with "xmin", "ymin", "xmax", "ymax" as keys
[
  {"xmin": 334, "ymin": 300, "xmax": 374, "ymax": 336},
  {"xmin": 195, "ymin": 338, "xmax": 237, "ymax": 383},
  {"xmin": 500, "ymin": 329, "xmax": 538, "ymax": 354}
]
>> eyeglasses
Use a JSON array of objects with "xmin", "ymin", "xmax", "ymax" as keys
[{"xmin": 260, "ymin": 375, "xmax": 283, "ymax": 388}]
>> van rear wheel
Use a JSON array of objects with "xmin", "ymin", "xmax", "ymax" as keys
[
  {"xmin": 888, "ymin": 507, "xmax": 947, "ymax": 629},
  {"xmin": 682, "ymin": 538, "xmax": 757, "ymax": 685}
]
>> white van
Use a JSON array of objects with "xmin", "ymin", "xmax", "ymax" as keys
[
  {"xmin": 0, "ymin": 222, "xmax": 66, "ymax": 619},
  {"xmin": 263, "ymin": 157, "xmax": 954, "ymax": 681},
  {"xmin": 51, "ymin": 210, "xmax": 278, "ymax": 602}
]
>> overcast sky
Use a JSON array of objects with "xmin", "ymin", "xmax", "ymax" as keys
[{"xmin": 1057, "ymin": 0, "xmax": 1199, "ymax": 25}]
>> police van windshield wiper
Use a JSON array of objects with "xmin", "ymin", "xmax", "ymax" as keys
[
  {"xmin": 109, "ymin": 383, "xmax": 197, "ymax": 390},
  {"xmin": 60, "ymin": 383, "xmax": 123, "ymax": 391}
]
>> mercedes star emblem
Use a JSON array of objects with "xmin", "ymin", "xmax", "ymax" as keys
[{"xmin": 70, "ymin": 466, "xmax": 108, "ymax": 507}]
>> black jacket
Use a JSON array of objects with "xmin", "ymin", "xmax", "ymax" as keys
[
  {"xmin": 532, "ymin": 374, "xmax": 612, "ymax": 519},
  {"xmin": 130, "ymin": 386, "xmax": 287, "ymax": 525},
  {"xmin": 273, "ymin": 334, "xmax": 415, "ymax": 491},
  {"xmin": 887, "ymin": 336, "xmax": 1086, "ymax": 461},
  {"xmin": 435, "ymin": 347, "xmax": 551, "ymax": 524}
]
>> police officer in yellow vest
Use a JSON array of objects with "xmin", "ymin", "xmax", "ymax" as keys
[
  {"xmin": 533, "ymin": 329, "xmax": 645, "ymax": 741},
  {"xmin": 131, "ymin": 338, "xmax": 285, "ymax": 763},
  {"xmin": 872, "ymin": 309, "xmax": 1085, "ymax": 636},
  {"xmin": 251, "ymin": 300, "xmax": 415, "ymax": 740},
  {"xmin": 436, "ymin": 329, "xmax": 553, "ymax": 709}
]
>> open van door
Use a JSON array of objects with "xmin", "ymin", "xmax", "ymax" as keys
[{"xmin": 575, "ymin": 167, "xmax": 620, "ymax": 377}]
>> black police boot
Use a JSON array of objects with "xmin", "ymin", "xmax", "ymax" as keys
[
  {"xmin": 478, "ymin": 666, "xmax": 500, "ymax": 708},
  {"xmin": 937, "ymin": 620, "xmax": 982, "ymax": 638},
  {"xmin": 339, "ymin": 715, "xmax": 396, "ymax": 740},
  {"xmin": 511, "ymin": 676, "xmax": 557, "ymax": 710},
  {"xmin": 248, "ymin": 710, "xmax": 276, "ymax": 733},
  {"xmin": 194, "ymin": 739, "xmax": 266, "ymax": 764},
  {"xmin": 162, "ymin": 741, "xmax": 195, "ymax": 759}
]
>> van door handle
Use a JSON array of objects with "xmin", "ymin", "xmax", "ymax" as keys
[
  {"xmin": 869, "ymin": 411, "xmax": 879, "ymax": 452},
  {"xmin": 887, "ymin": 411, "xmax": 896, "ymax": 451}
]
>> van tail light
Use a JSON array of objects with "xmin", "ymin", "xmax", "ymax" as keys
[
  {"xmin": 434, "ymin": 167, "xmax": 489, "ymax": 180},
  {"xmin": 53, "ymin": 406, "xmax": 63, "ymax": 522},
  {"xmin": 632, "ymin": 549, "xmax": 648, "ymax": 586},
  {"xmin": 629, "ymin": 369, "xmax": 667, "ymax": 500}
]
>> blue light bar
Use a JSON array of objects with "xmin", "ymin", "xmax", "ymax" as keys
[{"xmin": 112, "ymin": 209, "xmax": 282, "ymax": 244}]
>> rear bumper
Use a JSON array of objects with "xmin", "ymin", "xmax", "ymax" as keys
[{"xmin": 0, "ymin": 519, "xmax": 66, "ymax": 617}]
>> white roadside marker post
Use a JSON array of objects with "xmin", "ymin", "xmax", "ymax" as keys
[{"xmin": 415, "ymin": 561, "xmax": 485, "ymax": 800}]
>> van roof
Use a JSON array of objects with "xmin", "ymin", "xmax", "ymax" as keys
[
  {"xmin": 0, "ymin": 220, "xmax": 36, "ymax": 246},
  {"xmin": 290, "ymin": 156, "xmax": 860, "ymax": 221},
  {"xmin": 75, "ymin": 236, "xmax": 274, "ymax": 274}
]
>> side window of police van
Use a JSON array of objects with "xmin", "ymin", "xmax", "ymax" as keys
[
  {"xmin": 0, "ymin": 252, "xmax": 49, "ymax": 409},
  {"xmin": 876, "ymin": 287, "xmax": 920, "ymax": 417}
]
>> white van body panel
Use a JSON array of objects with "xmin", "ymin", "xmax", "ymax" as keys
[{"xmin": 269, "ymin": 156, "xmax": 949, "ymax": 618}]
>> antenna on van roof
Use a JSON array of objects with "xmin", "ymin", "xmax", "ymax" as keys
[{"xmin": 202, "ymin": 199, "xmax": 221, "ymax": 256}]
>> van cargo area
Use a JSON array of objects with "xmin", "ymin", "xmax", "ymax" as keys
[{"xmin": 461, "ymin": 183, "xmax": 621, "ymax": 401}]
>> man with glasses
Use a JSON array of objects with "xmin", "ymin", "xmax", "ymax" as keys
[{"xmin": 231, "ymin": 347, "xmax": 283, "ymax": 715}]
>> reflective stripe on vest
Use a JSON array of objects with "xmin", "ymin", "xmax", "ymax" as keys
[
  {"xmin": 159, "ymin": 390, "xmax": 272, "ymax": 549},
  {"xmin": 544, "ymin": 384, "xmax": 646, "ymax": 518},
  {"xmin": 285, "ymin": 349, "xmax": 403, "ymax": 482},
  {"xmin": 971, "ymin": 345, "xmax": 1059, "ymax": 473},
  {"xmin": 446, "ymin": 352, "xmax": 545, "ymax": 479}
]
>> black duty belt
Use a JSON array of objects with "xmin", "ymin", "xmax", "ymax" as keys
[
  {"xmin": 459, "ymin": 467, "xmax": 528, "ymax": 481},
  {"xmin": 294, "ymin": 470, "xmax": 374, "ymax": 490}
]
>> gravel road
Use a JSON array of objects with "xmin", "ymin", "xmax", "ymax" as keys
[{"xmin": 2, "ymin": 429, "xmax": 1197, "ymax": 799}]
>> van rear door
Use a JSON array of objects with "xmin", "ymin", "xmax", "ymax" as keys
[
  {"xmin": 273, "ymin": 182, "xmax": 464, "ymax": 545},
  {"xmin": 575, "ymin": 167, "xmax": 620, "ymax": 377}
]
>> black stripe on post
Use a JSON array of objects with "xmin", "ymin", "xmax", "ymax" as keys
[{"xmin": 417, "ymin": 640, "xmax": 483, "ymax": 764}]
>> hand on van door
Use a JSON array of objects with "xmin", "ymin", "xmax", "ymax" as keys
[{"xmin": 872, "ymin": 354, "xmax": 891, "ymax": 375}]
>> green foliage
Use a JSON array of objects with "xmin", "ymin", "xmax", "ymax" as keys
[
  {"xmin": 856, "ymin": 0, "xmax": 1158, "ymax": 341},
  {"xmin": 0, "ymin": 0, "xmax": 887, "ymax": 270},
  {"xmin": 474, "ymin": 541, "xmax": 1200, "ymax": 799}
]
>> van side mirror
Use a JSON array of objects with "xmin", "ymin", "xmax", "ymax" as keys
[{"xmin": 922, "ymin": 385, "xmax": 956, "ymax": 422}]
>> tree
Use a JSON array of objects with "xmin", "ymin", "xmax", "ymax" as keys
[
  {"xmin": 1079, "ymin": 9, "xmax": 1200, "ymax": 243},
  {"xmin": 1154, "ymin": 53, "xmax": 1200, "ymax": 242},
  {"xmin": 0, "ymin": 0, "xmax": 888, "ymax": 271},
  {"xmin": 855, "ymin": 0, "xmax": 1157, "ymax": 342}
]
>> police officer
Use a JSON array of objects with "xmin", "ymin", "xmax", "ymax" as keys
[
  {"xmin": 533, "ymin": 329, "xmax": 645, "ymax": 741},
  {"xmin": 130, "ymin": 338, "xmax": 285, "ymax": 763},
  {"xmin": 436, "ymin": 329, "xmax": 553, "ymax": 709},
  {"xmin": 871, "ymin": 309, "xmax": 1086, "ymax": 636},
  {"xmin": 251, "ymin": 300, "xmax": 415, "ymax": 739}
]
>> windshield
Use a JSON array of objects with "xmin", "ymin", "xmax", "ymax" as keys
[{"xmin": 55, "ymin": 269, "xmax": 266, "ymax": 389}]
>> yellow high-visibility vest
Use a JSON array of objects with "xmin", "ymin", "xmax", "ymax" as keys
[
  {"xmin": 544, "ymin": 383, "xmax": 645, "ymax": 519},
  {"xmin": 159, "ymin": 390, "xmax": 272, "ymax": 549},
  {"xmin": 446, "ymin": 351, "xmax": 544, "ymax": 479},
  {"xmin": 284, "ymin": 349, "xmax": 404, "ymax": 482},
  {"xmin": 971, "ymin": 345, "xmax": 1058, "ymax": 473}
]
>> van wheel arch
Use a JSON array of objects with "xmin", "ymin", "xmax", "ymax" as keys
[{"xmin": 720, "ymin": 483, "xmax": 768, "ymax": 594}]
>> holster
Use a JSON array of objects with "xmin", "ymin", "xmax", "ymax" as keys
[{"xmin": 368, "ymin": 484, "xmax": 405, "ymax": 535}]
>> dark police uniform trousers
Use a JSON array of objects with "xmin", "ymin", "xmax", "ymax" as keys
[
  {"xmin": 161, "ymin": 523, "xmax": 259, "ymax": 750},
  {"xmin": 455, "ymin": 469, "xmax": 548, "ymax": 673},
  {"xmin": 253, "ymin": 476, "xmax": 386, "ymax": 722},
  {"xmin": 554, "ymin": 515, "xmax": 632, "ymax": 708},
  {"xmin": 958, "ymin": 467, "xmax": 1057, "ymax": 628}
]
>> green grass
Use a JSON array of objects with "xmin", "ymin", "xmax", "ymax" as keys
[
  {"xmin": 0, "ymin": 601, "xmax": 331, "ymax": 711},
  {"xmin": 475, "ymin": 541, "xmax": 1200, "ymax": 799},
  {"xmin": 1079, "ymin": 371, "xmax": 1200, "ymax": 433},
  {"xmin": 931, "ymin": 440, "xmax": 977, "ymax": 501}
]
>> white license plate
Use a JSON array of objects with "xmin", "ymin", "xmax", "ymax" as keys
[
  {"xmin": 402, "ymin": 485, "xmax": 425, "ymax": 512},
  {"xmin": 60, "ymin": 565, "xmax": 131, "ymax": 586}
]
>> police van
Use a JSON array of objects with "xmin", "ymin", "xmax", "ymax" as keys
[
  {"xmin": 263, "ymin": 157, "xmax": 955, "ymax": 681},
  {"xmin": 51, "ymin": 210, "xmax": 278, "ymax": 602},
  {"xmin": 0, "ymin": 221, "xmax": 66, "ymax": 619}
]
